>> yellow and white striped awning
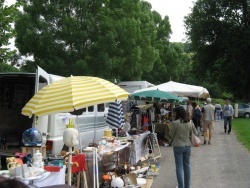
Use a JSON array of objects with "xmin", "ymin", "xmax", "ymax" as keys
[{"xmin": 22, "ymin": 76, "xmax": 129, "ymax": 117}]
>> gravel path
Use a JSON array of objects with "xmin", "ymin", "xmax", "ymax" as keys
[{"xmin": 152, "ymin": 120, "xmax": 250, "ymax": 188}]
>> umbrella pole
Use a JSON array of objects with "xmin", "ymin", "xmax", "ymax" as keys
[
  {"xmin": 93, "ymin": 147, "xmax": 96, "ymax": 188},
  {"xmin": 116, "ymin": 128, "xmax": 118, "ymax": 139},
  {"xmin": 67, "ymin": 147, "xmax": 72, "ymax": 186},
  {"xmin": 95, "ymin": 147, "xmax": 99, "ymax": 188},
  {"xmin": 93, "ymin": 109, "xmax": 97, "ymax": 143},
  {"xmin": 76, "ymin": 116, "xmax": 82, "ymax": 153}
]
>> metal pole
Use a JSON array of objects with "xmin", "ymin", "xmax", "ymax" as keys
[{"xmin": 67, "ymin": 147, "xmax": 72, "ymax": 186}]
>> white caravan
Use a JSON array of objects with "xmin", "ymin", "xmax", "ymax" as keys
[
  {"xmin": 117, "ymin": 81, "xmax": 155, "ymax": 113},
  {"xmin": 118, "ymin": 81, "xmax": 155, "ymax": 94},
  {"xmin": 0, "ymin": 66, "xmax": 109, "ymax": 155}
]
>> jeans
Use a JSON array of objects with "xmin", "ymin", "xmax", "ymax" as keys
[
  {"xmin": 224, "ymin": 116, "xmax": 232, "ymax": 132},
  {"xmin": 173, "ymin": 146, "xmax": 191, "ymax": 188},
  {"xmin": 216, "ymin": 110, "xmax": 221, "ymax": 120}
]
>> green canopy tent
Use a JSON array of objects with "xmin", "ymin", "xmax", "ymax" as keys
[{"xmin": 129, "ymin": 89, "xmax": 182, "ymax": 103}]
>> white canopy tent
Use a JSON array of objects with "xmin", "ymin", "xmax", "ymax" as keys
[{"xmin": 133, "ymin": 81, "xmax": 209, "ymax": 99}]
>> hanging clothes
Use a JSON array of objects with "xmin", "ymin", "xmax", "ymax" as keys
[
  {"xmin": 106, "ymin": 101, "xmax": 125, "ymax": 129},
  {"xmin": 150, "ymin": 108, "xmax": 155, "ymax": 122},
  {"xmin": 142, "ymin": 116, "xmax": 149, "ymax": 131}
]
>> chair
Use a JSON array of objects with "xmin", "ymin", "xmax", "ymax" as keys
[{"xmin": 72, "ymin": 154, "xmax": 88, "ymax": 188}]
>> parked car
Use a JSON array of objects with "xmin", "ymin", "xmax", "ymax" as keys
[{"xmin": 238, "ymin": 103, "xmax": 250, "ymax": 118}]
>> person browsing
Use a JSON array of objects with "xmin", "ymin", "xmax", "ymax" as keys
[
  {"xmin": 201, "ymin": 98, "xmax": 216, "ymax": 145},
  {"xmin": 223, "ymin": 99, "xmax": 234, "ymax": 134},
  {"xmin": 169, "ymin": 106, "xmax": 198, "ymax": 188}
]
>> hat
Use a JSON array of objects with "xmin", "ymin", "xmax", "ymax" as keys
[{"xmin": 206, "ymin": 98, "xmax": 212, "ymax": 103}]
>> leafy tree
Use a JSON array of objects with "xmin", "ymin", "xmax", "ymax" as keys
[
  {"xmin": 185, "ymin": 0, "xmax": 250, "ymax": 101},
  {"xmin": 0, "ymin": 62, "xmax": 19, "ymax": 72},
  {"xmin": 0, "ymin": 0, "xmax": 20, "ymax": 64},
  {"xmin": 141, "ymin": 12, "xmax": 192, "ymax": 85},
  {"xmin": 15, "ymin": 0, "xmax": 160, "ymax": 82}
]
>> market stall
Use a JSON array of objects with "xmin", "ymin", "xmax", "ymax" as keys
[
  {"xmin": 133, "ymin": 80, "xmax": 209, "ymax": 99},
  {"xmin": 94, "ymin": 130, "xmax": 160, "ymax": 188},
  {"xmin": 154, "ymin": 122, "xmax": 171, "ymax": 144}
]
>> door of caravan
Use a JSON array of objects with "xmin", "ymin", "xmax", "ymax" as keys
[{"xmin": 33, "ymin": 66, "xmax": 50, "ymax": 134}]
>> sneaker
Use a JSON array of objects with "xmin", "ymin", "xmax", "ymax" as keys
[
  {"xmin": 208, "ymin": 141, "xmax": 211, "ymax": 145},
  {"xmin": 204, "ymin": 140, "xmax": 207, "ymax": 145},
  {"xmin": 224, "ymin": 129, "xmax": 227, "ymax": 133},
  {"xmin": 228, "ymin": 131, "xmax": 230, "ymax": 134}
]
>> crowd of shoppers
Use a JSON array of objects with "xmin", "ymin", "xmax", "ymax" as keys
[{"xmin": 169, "ymin": 98, "xmax": 234, "ymax": 188}]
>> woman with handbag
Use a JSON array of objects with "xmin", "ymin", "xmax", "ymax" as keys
[{"xmin": 169, "ymin": 106, "xmax": 198, "ymax": 188}]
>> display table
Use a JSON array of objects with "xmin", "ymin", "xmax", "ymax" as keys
[
  {"xmin": 155, "ymin": 123, "xmax": 172, "ymax": 142},
  {"xmin": 0, "ymin": 166, "xmax": 66, "ymax": 187},
  {"xmin": 21, "ymin": 145, "xmax": 47, "ymax": 157},
  {"xmin": 129, "ymin": 131, "xmax": 150, "ymax": 165},
  {"xmin": 28, "ymin": 165, "xmax": 66, "ymax": 187}
]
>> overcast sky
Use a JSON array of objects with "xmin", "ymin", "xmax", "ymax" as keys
[{"xmin": 146, "ymin": 0, "xmax": 196, "ymax": 42}]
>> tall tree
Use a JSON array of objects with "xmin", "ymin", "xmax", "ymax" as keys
[
  {"xmin": 15, "ymin": 0, "xmax": 160, "ymax": 81},
  {"xmin": 0, "ymin": 0, "xmax": 20, "ymax": 63},
  {"xmin": 185, "ymin": 0, "xmax": 250, "ymax": 101},
  {"xmin": 142, "ymin": 13, "xmax": 191, "ymax": 85}
]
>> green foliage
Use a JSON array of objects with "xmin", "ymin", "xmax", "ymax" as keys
[
  {"xmin": 0, "ymin": 0, "xmax": 21, "ymax": 63},
  {"xmin": 0, "ymin": 62, "xmax": 19, "ymax": 72},
  {"xmin": 233, "ymin": 118, "xmax": 250, "ymax": 153},
  {"xmin": 221, "ymin": 92, "xmax": 234, "ymax": 101},
  {"xmin": 184, "ymin": 0, "xmax": 250, "ymax": 101},
  {"xmin": 142, "ymin": 41, "xmax": 193, "ymax": 84},
  {"xmin": 15, "ymin": 0, "xmax": 163, "ymax": 80}
]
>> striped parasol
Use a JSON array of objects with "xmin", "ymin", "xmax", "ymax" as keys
[
  {"xmin": 106, "ymin": 101, "xmax": 125, "ymax": 129},
  {"xmin": 22, "ymin": 76, "xmax": 129, "ymax": 117}
]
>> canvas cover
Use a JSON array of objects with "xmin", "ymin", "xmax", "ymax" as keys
[{"xmin": 133, "ymin": 81, "xmax": 209, "ymax": 98}]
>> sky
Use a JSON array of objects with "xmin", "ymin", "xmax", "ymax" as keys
[{"xmin": 146, "ymin": 0, "xmax": 196, "ymax": 42}]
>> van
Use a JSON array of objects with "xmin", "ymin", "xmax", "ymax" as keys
[
  {"xmin": 118, "ymin": 81, "xmax": 155, "ymax": 113},
  {"xmin": 0, "ymin": 66, "xmax": 109, "ymax": 155}
]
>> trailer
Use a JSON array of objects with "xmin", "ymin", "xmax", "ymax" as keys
[{"xmin": 0, "ymin": 66, "xmax": 109, "ymax": 156}]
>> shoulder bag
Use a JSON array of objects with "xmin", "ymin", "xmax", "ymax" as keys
[{"xmin": 190, "ymin": 132, "xmax": 201, "ymax": 147}]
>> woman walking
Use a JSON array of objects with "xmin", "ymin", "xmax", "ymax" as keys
[{"xmin": 169, "ymin": 106, "xmax": 198, "ymax": 188}]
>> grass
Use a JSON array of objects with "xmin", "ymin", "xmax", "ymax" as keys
[{"xmin": 233, "ymin": 118, "xmax": 250, "ymax": 152}]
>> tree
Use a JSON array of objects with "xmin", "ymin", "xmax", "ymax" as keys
[
  {"xmin": 0, "ymin": 62, "xmax": 19, "ymax": 72},
  {"xmin": 141, "ymin": 11, "xmax": 192, "ymax": 85},
  {"xmin": 0, "ymin": 0, "xmax": 20, "ymax": 63},
  {"xmin": 15, "ymin": 0, "xmax": 160, "ymax": 82},
  {"xmin": 185, "ymin": 0, "xmax": 250, "ymax": 101}
]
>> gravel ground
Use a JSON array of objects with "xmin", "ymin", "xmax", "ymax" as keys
[{"xmin": 151, "ymin": 120, "xmax": 250, "ymax": 188}]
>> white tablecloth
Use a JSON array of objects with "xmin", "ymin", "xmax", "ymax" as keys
[
  {"xmin": 30, "ymin": 165, "xmax": 66, "ymax": 187},
  {"xmin": 129, "ymin": 132, "xmax": 150, "ymax": 165}
]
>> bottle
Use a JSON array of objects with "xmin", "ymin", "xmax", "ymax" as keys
[{"xmin": 33, "ymin": 150, "xmax": 43, "ymax": 168}]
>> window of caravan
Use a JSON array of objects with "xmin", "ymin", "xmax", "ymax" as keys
[
  {"xmin": 38, "ymin": 75, "xmax": 48, "ymax": 90},
  {"xmin": 88, "ymin": 106, "xmax": 94, "ymax": 112},
  {"xmin": 98, "ymin": 103, "xmax": 105, "ymax": 112},
  {"xmin": 71, "ymin": 104, "xmax": 105, "ymax": 113}
]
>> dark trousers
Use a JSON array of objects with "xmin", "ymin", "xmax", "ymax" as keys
[
  {"xmin": 224, "ymin": 116, "xmax": 232, "ymax": 133},
  {"xmin": 192, "ymin": 118, "xmax": 201, "ymax": 129}
]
